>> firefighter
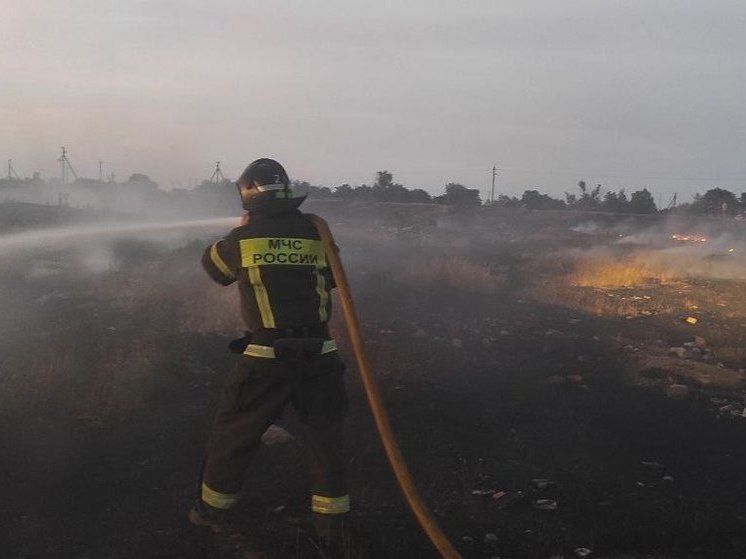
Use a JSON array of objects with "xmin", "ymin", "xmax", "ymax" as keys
[{"xmin": 190, "ymin": 158, "xmax": 350, "ymax": 548}]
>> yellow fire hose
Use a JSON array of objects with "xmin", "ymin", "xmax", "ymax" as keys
[{"xmin": 309, "ymin": 215, "xmax": 462, "ymax": 559}]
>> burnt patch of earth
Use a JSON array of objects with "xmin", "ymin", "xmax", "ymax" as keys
[{"xmin": 2, "ymin": 206, "xmax": 746, "ymax": 558}]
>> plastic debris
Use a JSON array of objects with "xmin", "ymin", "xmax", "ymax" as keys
[
  {"xmin": 719, "ymin": 404, "xmax": 746, "ymax": 418},
  {"xmin": 574, "ymin": 548, "xmax": 593, "ymax": 558},
  {"xmin": 532, "ymin": 499, "xmax": 557, "ymax": 511},
  {"xmin": 665, "ymin": 384, "xmax": 689, "ymax": 400},
  {"xmin": 471, "ymin": 489, "xmax": 496, "ymax": 496},
  {"xmin": 641, "ymin": 460, "xmax": 664, "ymax": 470},
  {"xmin": 260, "ymin": 424, "xmax": 294, "ymax": 446},
  {"xmin": 483, "ymin": 533, "xmax": 498, "ymax": 544},
  {"xmin": 530, "ymin": 478, "xmax": 556, "ymax": 491},
  {"xmin": 492, "ymin": 490, "xmax": 524, "ymax": 509}
]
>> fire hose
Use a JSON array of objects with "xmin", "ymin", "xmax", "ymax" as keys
[{"xmin": 309, "ymin": 215, "xmax": 462, "ymax": 559}]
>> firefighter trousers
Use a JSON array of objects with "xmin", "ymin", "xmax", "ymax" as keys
[{"xmin": 199, "ymin": 348, "xmax": 350, "ymax": 523}]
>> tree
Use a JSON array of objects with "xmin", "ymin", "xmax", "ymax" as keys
[
  {"xmin": 697, "ymin": 187, "xmax": 739, "ymax": 217},
  {"xmin": 334, "ymin": 184, "xmax": 353, "ymax": 197},
  {"xmin": 374, "ymin": 171, "xmax": 394, "ymax": 189},
  {"xmin": 601, "ymin": 189, "xmax": 628, "ymax": 213},
  {"xmin": 434, "ymin": 183, "xmax": 481, "ymax": 207},
  {"xmin": 126, "ymin": 173, "xmax": 158, "ymax": 193},
  {"xmin": 491, "ymin": 194, "xmax": 521, "ymax": 208},
  {"xmin": 521, "ymin": 190, "xmax": 565, "ymax": 210},
  {"xmin": 565, "ymin": 180, "xmax": 600, "ymax": 209},
  {"xmin": 308, "ymin": 185, "xmax": 332, "ymax": 198},
  {"xmin": 371, "ymin": 170, "xmax": 409, "ymax": 202},
  {"xmin": 406, "ymin": 188, "xmax": 432, "ymax": 203},
  {"xmin": 628, "ymin": 189, "xmax": 657, "ymax": 214}
]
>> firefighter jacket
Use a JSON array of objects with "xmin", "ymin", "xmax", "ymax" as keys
[{"xmin": 202, "ymin": 210, "xmax": 336, "ymax": 343}]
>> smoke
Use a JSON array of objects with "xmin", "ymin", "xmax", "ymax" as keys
[
  {"xmin": 77, "ymin": 243, "xmax": 118, "ymax": 274},
  {"xmin": 598, "ymin": 217, "xmax": 746, "ymax": 281},
  {"xmin": 2, "ymin": 202, "xmax": 743, "ymax": 426}
]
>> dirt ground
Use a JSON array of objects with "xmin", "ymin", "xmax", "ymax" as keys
[{"xmin": 2, "ymin": 203, "xmax": 746, "ymax": 558}]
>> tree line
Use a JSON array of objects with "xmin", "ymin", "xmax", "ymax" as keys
[
  {"xmin": 491, "ymin": 182, "xmax": 745, "ymax": 217},
  {"xmin": 2, "ymin": 170, "xmax": 745, "ymax": 217}
]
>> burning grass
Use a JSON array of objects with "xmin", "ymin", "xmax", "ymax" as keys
[
  {"xmin": 569, "ymin": 252, "xmax": 677, "ymax": 288},
  {"xmin": 525, "ymin": 244, "xmax": 746, "ymax": 371}
]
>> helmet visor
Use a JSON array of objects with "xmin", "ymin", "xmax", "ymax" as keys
[{"xmin": 256, "ymin": 182, "xmax": 308, "ymax": 200}]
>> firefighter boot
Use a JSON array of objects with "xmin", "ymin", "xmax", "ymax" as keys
[
  {"xmin": 314, "ymin": 513, "xmax": 363, "ymax": 558},
  {"xmin": 188, "ymin": 500, "xmax": 231, "ymax": 533}
]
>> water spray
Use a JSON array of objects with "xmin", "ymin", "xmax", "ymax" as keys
[{"xmin": 0, "ymin": 217, "xmax": 236, "ymax": 253}]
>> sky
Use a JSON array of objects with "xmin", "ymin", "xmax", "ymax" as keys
[{"xmin": 2, "ymin": 0, "xmax": 746, "ymax": 203}]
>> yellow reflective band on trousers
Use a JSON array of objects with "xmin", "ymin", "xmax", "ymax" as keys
[
  {"xmin": 201, "ymin": 483, "xmax": 239, "ymax": 510},
  {"xmin": 315, "ymin": 270, "xmax": 329, "ymax": 322},
  {"xmin": 312, "ymin": 494, "xmax": 351, "ymax": 515},
  {"xmin": 244, "ymin": 339, "xmax": 338, "ymax": 359},
  {"xmin": 247, "ymin": 266, "xmax": 276, "ymax": 328},
  {"xmin": 239, "ymin": 238, "xmax": 327, "ymax": 268},
  {"xmin": 210, "ymin": 243, "xmax": 235, "ymax": 280}
]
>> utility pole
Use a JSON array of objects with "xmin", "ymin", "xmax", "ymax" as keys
[
  {"xmin": 59, "ymin": 147, "xmax": 67, "ymax": 183},
  {"xmin": 666, "ymin": 193, "xmax": 678, "ymax": 210},
  {"xmin": 490, "ymin": 165, "xmax": 498, "ymax": 204},
  {"xmin": 210, "ymin": 160, "xmax": 225, "ymax": 184},
  {"xmin": 7, "ymin": 159, "xmax": 20, "ymax": 180},
  {"xmin": 58, "ymin": 146, "xmax": 79, "ymax": 183},
  {"xmin": 99, "ymin": 160, "xmax": 103, "ymax": 181}
]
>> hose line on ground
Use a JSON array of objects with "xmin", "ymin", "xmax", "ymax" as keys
[{"xmin": 309, "ymin": 215, "xmax": 462, "ymax": 559}]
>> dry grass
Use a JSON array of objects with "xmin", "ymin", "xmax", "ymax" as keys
[
  {"xmin": 394, "ymin": 255, "xmax": 504, "ymax": 294},
  {"xmin": 0, "ymin": 243, "xmax": 246, "ymax": 422},
  {"xmin": 529, "ymin": 274, "xmax": 680, "ymax": 318}
]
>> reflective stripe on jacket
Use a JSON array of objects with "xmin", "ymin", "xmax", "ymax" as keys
[{"xmin": 201, "ymin": 210, "xmax": 335, "ymax": 333}]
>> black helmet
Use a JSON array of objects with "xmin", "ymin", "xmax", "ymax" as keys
[{"xmin": 236, "ymin": 158, "xmax": 307, "ymax": 214}]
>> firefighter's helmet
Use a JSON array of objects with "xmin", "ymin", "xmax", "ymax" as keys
[{"xmin": 236, "ymin": 158, "xmax": 307, "ymax": 214}]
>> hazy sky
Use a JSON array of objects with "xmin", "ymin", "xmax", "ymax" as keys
[{"xmin": 2, "ymin": 0, "xmax": 745, "ymax": 202}]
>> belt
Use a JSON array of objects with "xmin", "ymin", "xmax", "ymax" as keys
[
  {"xmin": 244, "ymin": 339, "xmax": 338, "ymax": 359},
  {"xmin": 251, "ymin": 324, "xmax": 330, "ymax": 346}
]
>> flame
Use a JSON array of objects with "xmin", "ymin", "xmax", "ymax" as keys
[{"xmin": 671, "ymin": 233, "xmax": 707, "ymax": 243}]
